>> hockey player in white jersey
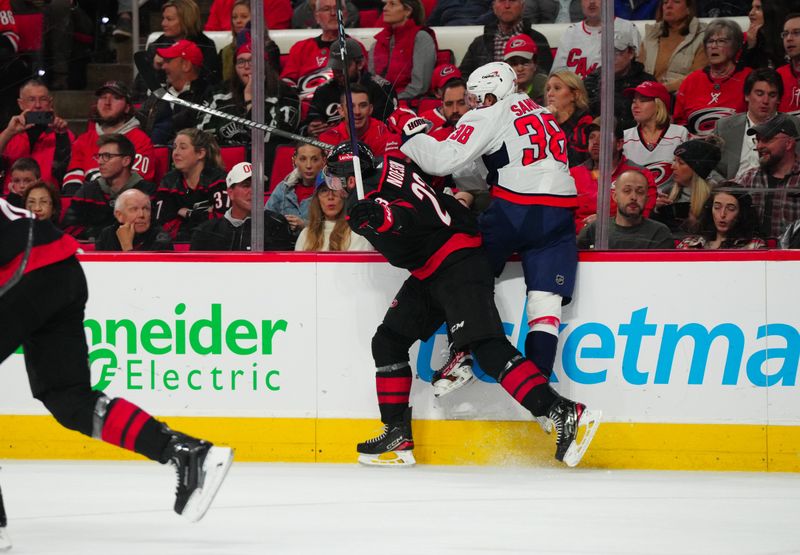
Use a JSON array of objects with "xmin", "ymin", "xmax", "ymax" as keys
[{"xmin": 401, "ymin": 61, "xmax": 597, "ymax": 439}]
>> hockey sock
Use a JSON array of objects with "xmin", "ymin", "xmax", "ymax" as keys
[
  {"xmin": 524, "ymin": 331, "xmax": 559, "ymax": 379},
  {"xmin": 498, "ymin": 357, "xmax": 556, "ymax": 416},
  {"xmin": 100, "ymin": 398, "xmax": 171, "ymax": 462},
  {"xmin": 376, "ymin": 363, "xmax": 412, "ymax": 424}
]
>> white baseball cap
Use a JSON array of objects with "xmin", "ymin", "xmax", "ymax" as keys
[
  {"xmin": 614, "ymin": 19, "xmax": 640, "ymax": 54},
  {"xmin": 226, "ymin": 162, "xmax": 253, "ymax": 188}
]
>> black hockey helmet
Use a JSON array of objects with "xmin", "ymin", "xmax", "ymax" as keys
[{"xmin": 323, "ymin": 141, "xmax": 376, "ymax": 190}]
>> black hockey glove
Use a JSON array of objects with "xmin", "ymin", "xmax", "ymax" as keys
[
  {"xmin": 401, "ymin": 117, "xmax": 432, "ymax": 144},
  {"xmin": 347, "ymin": 200, "xmax": 391, "ymax": 235}
]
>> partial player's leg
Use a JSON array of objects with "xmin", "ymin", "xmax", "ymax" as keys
[
  {"xmin": 12, "ymin": 258, "xmax": 232, "ymax": 521},
  {"xmin": 357, "ymin": 278, "xmax": 443, "ymax": 466},
  {"xmin": 0, "ymin": 482, "xmax": 10, "ymax": 551}
]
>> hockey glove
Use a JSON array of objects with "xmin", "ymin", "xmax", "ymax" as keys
[
  {"xmin": 401, "ymin": 117, "xmax": 432, "ymax": 144},
  {"xmin": 347, "ymin": 200, "xmax": 393, "ymax": 235}
]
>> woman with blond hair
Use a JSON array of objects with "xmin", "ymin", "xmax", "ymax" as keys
[
  {"xmin": 545, "ymin": 70, "xmax": 593, "ymax": 166},
  {"xmin": 622, "ymin": 81, "xmax": 688, "ymax": 192},
  {"xmin": 155, "ymin": 129, "xmax": 228, "ymax": 242},
  {"xmin": 652, "ymin": 137, "xmax": 721, "ymax": 237},
  {"xmin": 295, "ymin": 183, "xmax": 373, "ymax": 252}
]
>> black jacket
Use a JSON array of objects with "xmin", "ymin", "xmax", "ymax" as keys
[
  {"xmin": 459, "ymin": 19, "xmax": 554, "ymax": 77},
  {"xmin": 190, "ymin": 210, "xmax": 295, "ymax": 251},
  {"xmin": 95, "ymin": 222, "xmax": 174, "ymax": 251}
]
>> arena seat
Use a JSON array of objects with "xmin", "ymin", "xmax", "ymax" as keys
[
  {"xmin": 269, "ymin": 144, "xmax": 295, "ymax": 199},
  {"xmin": 152, "ymin": 146, "xmax": 171, "ymax": 185},
  {"xmin": 359, "ymin": 9, "xmax": 379, "ymax": 28},
  {"xmin": 220, "ymin": 144, "xmax": 247, "ymax": 171},
  {"xmin": 436, "ymin": 49, "xmax": 455, "ymax": 65}
]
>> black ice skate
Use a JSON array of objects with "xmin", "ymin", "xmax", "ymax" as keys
[
  {"xmin": 432, "ymin": 346, "xmax": 475, "ymax": 398},
  {"xmin": 166, "ymin": 432, "xmax": 234, "ymax": 522},
  {"xmin": 547, "ymin": 398, "xmax": 601, "ymax": 467},
  {"xmin": 357, "ymin": 407, "xmax": 415, "ymax": 466}
]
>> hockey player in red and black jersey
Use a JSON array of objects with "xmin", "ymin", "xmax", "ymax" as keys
[
  {"xmin": 0, "ymin": 199, "xmax": 233, "ymax": 537},
  {"xmin": 324, "ymin": 141, "xmax": 600, "ymax": 468}
]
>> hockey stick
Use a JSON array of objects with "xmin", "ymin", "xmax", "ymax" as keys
[
  {"xmin": 152, "ymin": 89, "xmax": 334, "ymax": 150},
  {"xmin": 335, "ymin": 0, "xmax": 365, "ymax": 200},
  {"xmin": 133, "ymin": 52, "xmax": 334, "ymax": 150}
]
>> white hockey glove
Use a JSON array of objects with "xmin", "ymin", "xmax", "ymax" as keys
[{"xmin": 401, "ymin": 117, "xmax": 432, "ymax": 144}]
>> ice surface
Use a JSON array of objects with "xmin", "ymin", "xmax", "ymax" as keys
[{"xmin": 0, "ymin": 460, "xmax": 798, "ymax": 554}]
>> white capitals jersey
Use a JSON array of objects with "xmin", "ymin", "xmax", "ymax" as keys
[
  {"xmin": 401, "ymin": 92, "xmax": 576, "ymax": 207},
  {"xmin": 622, "ymin": 124, "xmax": 688, "ymax": 192}
]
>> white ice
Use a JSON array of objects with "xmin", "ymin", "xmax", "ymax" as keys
[{"xmin": 1, "ymin": 460, "xmax": 799, "ymax": 555}]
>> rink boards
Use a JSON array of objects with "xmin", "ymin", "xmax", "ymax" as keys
[{"xmin": 1, "ymin": 250, "xmax": 799, "ymax": 471}]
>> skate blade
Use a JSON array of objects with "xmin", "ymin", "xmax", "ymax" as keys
[
  {"xmin": 181, "ymin": 446, "xmax": 234, "ymax": 523},
  {"xmin": 562, "ymin": 409, "xmax": 602, "ymax": 467},
  {"xmin": 357, "ymin": 450, "xmax": 416, "ymax": 467},
  {"xmin": 535, "ymin": 415, "xmax": 553, "ymax": 435},
  {"xmin": 0, "ymin": 526, "xmax": 11, "ymax": 552},
  {"xmin": 433, "ymin": 372, "xmax": 475, "ymax": 398}
]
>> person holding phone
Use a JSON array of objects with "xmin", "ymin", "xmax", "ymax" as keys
[{"xmin": 0, "ymin": 79, "xmax": 73, "ymax": 193}]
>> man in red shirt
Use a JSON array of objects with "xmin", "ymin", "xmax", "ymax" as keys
[
  {"xmin": 319, "ymin": 84, "xmax": 399, "ymax": 156},
  {"xmin": 62, "ymin": 81, "xmax": 156, "ymax": 195},
  {"xmin": 777, "ymin": 13, "xmax": 800, "ymax": 116}
]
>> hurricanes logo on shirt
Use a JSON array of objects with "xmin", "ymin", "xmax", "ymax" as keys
[
  {"xmin": 687, "ymin": 107, "xmax": 736, "ymax": 136},
  {"xmin": 646, "ymin": 161, "xmax": 674, "ymax": 187}
]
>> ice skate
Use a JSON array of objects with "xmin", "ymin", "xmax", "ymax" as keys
[
  {"xmin": 547, "ymin": 398, "xmax": 601, "ymax": 467},
  {"xmin": 166, "ymin": 432, "xmax": 234, "ymax": 522},
  {"xmin": 357, "ymin": 407, "xmax": 415, "ymax": 466},
  {"xmin": 432, "ymin": 346, "xmax": 475, "ymax": 397}
]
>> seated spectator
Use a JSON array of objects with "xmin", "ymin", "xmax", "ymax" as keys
[
  {"xmin": 96, "ymin": 189, "xmax": 174, "ymax": 252},
  {"xmin": 552, "ymin": 3, "xmax": 640, "ymax": 80},
  {"xmin": 191, "ymin": 162, "xmax": 295, "ymax": 251},
  {"xmin": 306, "ymin": 37, "xmax": 397, "ymax": 136},
  {"xmin": 638, "ymin": 0, "xmax": 707, "ymax": 93},
  {"xmin": 199, "ymin": 40, "xmax": 300, "ymax": 149},
  {"xmin": 5, "ymin": 158, "xmax": 41, "ymax": 208},
  {"xmin": 545, "ymin": 70, "xmax": 593, "ymax": 166},
  {"xmin": 677, "ymin": 189, "xmax": 766, "ymax": 249},
  {"xmin": 460, "ymin": 0, "xmax": 554, "ymax": 77},
  {"xmin": 614, "ymin": 0, "xmax": 659, "ymax": 20},
  {"xmin": 206, "ymin": 0, "xmax": 292, "ymax": 31},
  {"xmin": 295, "ymin": 181, "xmax": 374, "ymax": 251},
  {"xmin": 63, "ymin": 81, "xmax": 156, "ymax": 195},
  {"xmin": 571, "ymin": 118, "xmax": 657, "ymax": 232},
  {"xmin": 651, "ymin": 137, "xmax": 721, "ymax": 236},
  {"xmin": 156, "ymin": 129, "xmax": 228, "ymax": 242},
  {"xmin": 503, "ymin": 34, "xmax": 546, "ymax": 104},
  {"xmin": 319, "ymin": 84, "xmax": 399, "ymax": 156},
  {"xmin": 266, "ymin": 142, "xmax": 326, "ymax": 234},
  {"xmin": 143, "ymin": 0, "xmax": 222, "ymax": 86},
  {"xmin": 0, "ymin": 80, "xmax": 73, "ymax": 193},
  {"xmin": 218, "ymin": 2, "xmax": 282, "ymax": 82},
  {"xmin": 426, "ymin": 78, "xmax": 470, "ymax": 135},
  {"xmin": 293, "ymin": 0, "xmax": 359, "ymax": 28},
  {"xmin": 622, "ymin": 81, "xmax": 688, "ymax": 191},
  {"xmin": 428, "ymin": 0, "xmax": 493, "ymax": 26},
  {"xmin": 368, "ymin": 0, "xmax": 436, "ymax": 100},
  {"xmin": 414, "ymin": 65, "xmax": 464, "ymax": 129},
  {"xmin": 280, "ymin": 0, "xmax": 366, "ymax": 99},
  {"xmin": 673, "ymin": 19, "xmax": 751, "ymax": 137},
  {"xmin": 577, "ymin": 169, "xmax": 674, "ymax": 249},
  {"xmin": 22, "ymin": 181, "xmax": 61, "ymax": 223},
  {"xmin": 584, "ymin": 22, "xmax": 654, "ymax": 129},
  {"xmin": 63, "ymin": 134, "xmax": 158, "ymax": 241},
  {"xmin": 524, "ymin": 0, "xmax": 582, "ymax": 22},
  {"xmin": 713, "ymin": 68, "xmax": 782, "ymax": 181},
  {"xmin": 778, "ymin": 13, "xmax": 800, "ymax": 116},
  {"xmin": 738, "ymin": 114, "xmax": 800, "ymax": 238},
  {"xmin": 138, "ymin": 40, "xmax": 213, "ymax": 145}
]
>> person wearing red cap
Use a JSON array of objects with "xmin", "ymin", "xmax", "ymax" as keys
[
  {"xmin": 62, "ymin": 81, "xmax": 156, "ymax": 195},
  {"xmin": 622, "ymin": 80, "xmax": 689, "ymax": 192},
  {"xmin": 137, "ymin": 39, "xmax": 214, "ymax": 145},
  {"xmin": 418, "ymin": 64, "xmax": 463, "ymax": 129},
  {"xmin": 503, "ymin": 33, "xmax": 546, "ymax": 104}
]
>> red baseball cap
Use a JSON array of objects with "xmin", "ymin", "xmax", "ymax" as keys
[
  {"xmin": 157, "ymin": 39, "xmax": 204, "ymax": 68},
  {"xmin": 623, "ymin": 81, "xmax": 671, "ymax": 110},
  {"xmin": 503, "ymin": 34, "xmax": 538, "ymax": 61},
  {"xmin": 431, "ymin": 63, "xmax": 462, "ymax": 90}
]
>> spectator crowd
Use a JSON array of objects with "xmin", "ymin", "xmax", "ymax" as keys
[{"xmin": 3, "ymin": 0, "xmax": 800, "ymax": 252}]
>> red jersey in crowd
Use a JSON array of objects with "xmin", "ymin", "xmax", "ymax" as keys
[
  {"xmin": 2, "ymin": 128, "xmax": 75, "ymax": 192},
  {"xmin": 319, "ymin": 117, "xmax": 399, "ymax": 157},
  {"xmin": 0, "ymin": 0, "xmax": 19, "ymax": 53},
  {"xmin": 62, "ymin": 120, "xmax": 156, "ymax": 192},
  {"xmin": 777, "ymin": 64, "xmax": 800, "ymax": 116},
  {"xmin": 673, "ymin": 66, "xmax": 752, "ymax": 137}
]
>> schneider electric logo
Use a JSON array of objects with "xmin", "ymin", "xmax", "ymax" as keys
[
  {"xmin": 417, "ymin": 307, "xmax": 798, "ymax": 388},
  {"xmin": 86, "ymin": 303, "xmax": 286, "ymax": 393}
]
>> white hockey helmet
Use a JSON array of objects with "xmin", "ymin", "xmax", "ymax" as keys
[{"xmin": 466, "ymin": 62, "xmax": 517, "ymax": 107}]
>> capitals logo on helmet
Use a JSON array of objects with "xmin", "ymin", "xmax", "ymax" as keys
[{"xmin": 466, "ymin": 62, "xmax": 517, "ymax": 105}]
